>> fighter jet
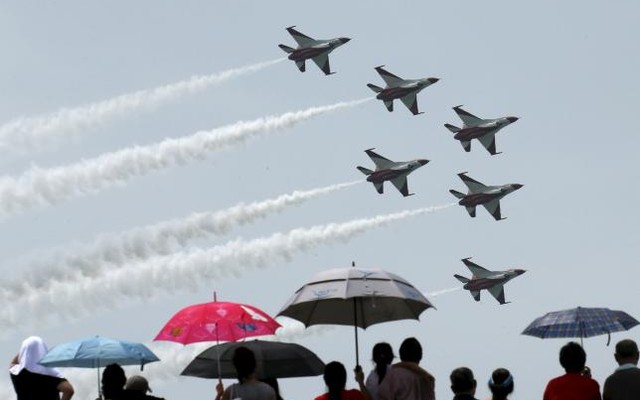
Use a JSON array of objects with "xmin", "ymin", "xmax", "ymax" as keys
[
  {"xmin": 449, "ymin": 172, "xmax": 523, "ymax": 220},
  {"xmin": 366, "ymin": 66, "xmax": 439, "ymax": 115},
  {"xmin": 454, "ymin": 257, "xmax": 526, "ymax": 305},
  {"xmin": 278, "ymin": 26, "xmax": 350, "ymax": 75},
  {"xmin": 444, "ymin": 105, "xmax": 519, "ymax": 155},
  {"xmin": 357, "ymin": 148, "xmax": 429, "ymax": 197}
]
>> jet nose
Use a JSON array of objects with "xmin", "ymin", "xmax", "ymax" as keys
[
  {"xmin": 418, "ymin": 159, "xmax": 430, "ymax": 166},
  {"xmin": 339, "ymin": 37, "xmax": 351, "ymax": 44},
  {"xmin": 513, "ymin": 184, "xmax": 524, "ymax": 190},
  {"xmin": 507, "ymin": 116, "xmax": 519, "ymax": 123},
  {"xmin": 516, "ymin": 269, "xmax": 527, "ymax": 275},
  {"xmin": 428, "ymin": 77, "xmax": 440, "ymax": 84}
]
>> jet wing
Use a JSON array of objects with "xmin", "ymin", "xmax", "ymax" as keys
[
  {"xmin": 477, "ymin": 133, "xmax": 498, "ymax": 155},
  {"xmin": 384, "ymin": 100, "xmax": 393, "ymax": 112},
  {"xmin": 286, "ymin": 26, "xmax": 317, "ymax": 47},
  {"xmin": 375, "ymin": 66, "xmax": 404, "ymax": 87},
  {"xmin": 453, "ymin": 106, "xmax": 483, "ymax": 127},
  {"xmin": 465, "ymin": 206, "xmax": 476, "ymax": 218},
  {"xmin": 400, "ymin": 93, "xmax": 421, "ymax": 115},
  {"xmin": 482, "ymin": 199, "xmax": 502, "ymax": 220},
  {"xmin": 461, "ymin": 258, "xmax": 492, "ymax": 278},
  {"xmin": 365, "ymin": 149, "xmax": 395, "ymax": 169},
  {"xmin": 470, "ymin": 290, "xmax": 481, "ymax": 302},
  {"xmin": 373, "ymin": 182, "xmax": 384, "ymax": 194},
  {"xmin": 391, "ymin": 176, "xmax": 411, "ymax": 197},
  {"xmin": 312, "ymin": 53, "xmax": 332, "ymax": 75},
  {"xmin": 458, "ymin": 173, "xmax": 487, "ymax": 192},
  {"xmin": 487, "ymin": 284, "xmax": 507, "ymax": 304}
]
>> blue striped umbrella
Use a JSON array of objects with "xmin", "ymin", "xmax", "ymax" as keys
[{"xmin": 522, "ymin": 307, "xmax": 639, "ymax": 345}]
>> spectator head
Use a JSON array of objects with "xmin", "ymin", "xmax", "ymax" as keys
[
  {"xmin": 559, "ymin": 342, "xmax": 587, "ymax": 373},
  {"xmin": 102, "ymin": 363, "xmax": 126, "ymax": 398},
  {"xmin": 372, "ymin": 342, "xmax": 394, "ymax": 366},
  {"xmin": 324, "ymin": 361, "xmax": 347, "ymax": 400},
  {"xmin": 450, "ymin": 367, "xmax": 476, "ymax": 395},
  {"xmin": 614, "ymin": 339, "xmax": 639, "ymax": 366},
  {"xmin": 125, "ymin": 375, "xmax": 152, "ymax": 393},
  {"xmin": 232, "ymin": 346, "xmax": 257, "ymax": 382},
  {"xmin": 399, "ymin": 337, "xmax": 422, "ymax": 363},
  {"xmin": 488, "ymin": 368, "xmax": 514, "ymax": 399}
]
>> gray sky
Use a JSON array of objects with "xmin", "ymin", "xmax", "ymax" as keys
[{"xmin": 1, "ymin": 1, "xmax": 639, "ymax": 399}]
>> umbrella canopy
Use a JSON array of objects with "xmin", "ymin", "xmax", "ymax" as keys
[
  {"xmin": 277, "ymin": 266, "xmax": 434, "ymax": 364},
  {"xmin": 155, "ymin": 300, "xmax": 281, "ymax": 345},
  {"xmin": 277, "ymin": 267, "xmax": 434, "ymax": 328},
  {"xmin": 522, "ymin": 306, "xmax": 639, "ymax": 344},
  {"xmin": 39, "ymin": 335, "xmax": 159, "ymax": 369},
  {"xmin": 181, "ymin": 339, "xmax": 325, "ymax": 379}
]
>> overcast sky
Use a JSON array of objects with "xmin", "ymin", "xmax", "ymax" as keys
[{"xmin": 1, "ymin": 1, "xmax": 639, "ymax": 399}]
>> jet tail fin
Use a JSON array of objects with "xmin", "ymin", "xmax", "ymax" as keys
[
  {"xmin": 357, "ymin": 166, "xmax": 373, "ymax": 176},
  {"xmin": 367, "ymin": 83, "xmax": 383, "ymax": 93},
  {"xmin": 454, "ymin": 274, "xmax": 470, "ymax": 284},
  {"xmin": 449, "ymin": 189, "xmax": 465, "ymax": 199},
  {"xmin": 278, "ymin": 44, "xmax": 295, "ymax": 54},
  {"xmin": 444, "ymin": 123, "xmax": 461, "ymax": 133}
]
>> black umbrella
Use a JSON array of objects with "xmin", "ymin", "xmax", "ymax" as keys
[{"xmin": 181, "ymin": 339, "xmax": 325, "ymax": 379}]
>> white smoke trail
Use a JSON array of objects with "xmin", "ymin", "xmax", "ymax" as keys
[
  {"xmin": 0, "ymin": 180, "xmax": 362, "ymax": 300},
  {"xmin": 425, "ymin": 286, "xmax": 462, "ymax": 297},
  {"xmin": 0, "ymin": 98, "xmax": 370, "ymax": 217},
  {"xmin": 0, "ymin": 204, "xmax": 454, "ymax": 331},
  {"xmin": 0, "ymin": 58, "xmax": 285, "ymax": 153}
]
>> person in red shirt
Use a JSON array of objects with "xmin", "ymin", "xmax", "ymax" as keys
[
  {"xmin": 543, "ymin": 342, "xmax": 601, "ymax": 400},
  {"xmin": 315, "ymin": 361, "xmax": 367, "ymax": 400}
]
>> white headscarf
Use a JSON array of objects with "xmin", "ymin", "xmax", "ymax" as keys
[{"xmin": 9, "ymin": 336, "xmax": 64, "ymax": 378}]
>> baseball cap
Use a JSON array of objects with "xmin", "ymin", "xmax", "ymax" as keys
[{"xmin": 125, "ymin": 375, "xmax": 152, "ymax": 393}]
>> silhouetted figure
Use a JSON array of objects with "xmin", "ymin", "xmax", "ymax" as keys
[
  {"xmin": 102, "ymin": 363, "xmax": 129, "ymax": 400},
  {"xmin": 450, "ymin": 367, "xmax": 478, "ymax": 400},
  {"xmin": 377, "ymin": 337, "xmax": 435, "ymax": 400},
  {"xmin": 365, "ymin": 342, "xmax": 394, "ymax": 400},
  {"xmin": 221, "ymin": 346, "xmax": 275, "ymax": 400},
  {"xmin": 543, "ymin": 342, "xmax": 601, "ymax": 400},
  {"xmin": 487, "ymin": 368, "xmax": 514, "ymax": 400},
  {"xmin": 9, "ymin": 336, "xmax": 75, "ymax": 400},
  {"xmin": 315, "ymin": 361, "xmax": 366, "ymax": 400},
  {"xmin": 124, "ymin": 375, "xmax": 166, "ymax": 400},
  {"xmin": 603, "ymin": 339, "xmax": 640, "ymax": 400}
]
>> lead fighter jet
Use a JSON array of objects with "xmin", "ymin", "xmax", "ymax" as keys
[
  {"xmin": 444, "ymin": 105, "xmax": 518, "ymax": 155},
  {"xmin": 454, "ymin": 258, "xmax": 526, "ymax": 305},
  {"xmin": 357, "ymin": 148, "xmax": 429, "ymax": 197},
  {"xmin": 450, "ymin": 172, "xmax": 523, "ymax": 220},
  {"xmin": 367, "ymin": 66, "xmax": 439, "ymax": 115},
  {"xmin": 278, "ymin": 26, "xmax": 350, "ymax": 75}
]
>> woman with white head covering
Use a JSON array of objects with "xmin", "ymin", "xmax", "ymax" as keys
[{"xmin": 9, "ymin": 336, "xmax": 75, "ymax": 400}]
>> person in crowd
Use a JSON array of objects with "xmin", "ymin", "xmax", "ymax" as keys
[
  {"xmin": 124, "ymin": 375, "xmax": 166, "ymax": 400},
  {"xmin": 365, "ymin": 342, "xmax": 394, "ymax": 400},
  {"xmin": 487, "ymin": 368, "xmax": 513, "ymax": 400},
  {"xmin": 315, "ymin": 361, "xmax": 367, "ymax": 400},
  {"xmin": 219, "ymin": 346, "xmax": 275, "ymax": 400},
  {"xmin": 377, "ymin": 337, "xmax": 435, "ymax": 400},
  {"xmin": 450, "ymin": 367, "xmax": 478, "ymax": 400},
  {"xmin": 603, "ymin": 338, "xmax": 640, "ymax": 400},
  {"xmin": 542, "ymin": 341, "xmax": 600, "ymax": 400},
  {"xmin": 9, "ymin": 336, "xmax": 75, "ymax": 400},
  {"xmin": 102, "ymin": 363, "xmax": 129, "ymax": 400},
  {"xmin": 260, "ymin": 378, "xmax": 284, "ymax": 400}
]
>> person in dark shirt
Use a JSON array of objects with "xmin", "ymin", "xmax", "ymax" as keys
[
  {"xmin": 450, "ymin": 367, "xmax": 479, "ymax": 400},
  {"xmin": 9, "ymin": 336, "xmax": 74, "ymax": 400}
]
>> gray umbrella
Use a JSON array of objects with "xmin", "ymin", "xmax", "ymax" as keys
[
  {"xmin": 181, "ymin": 339, "xmax": 325, "ymax": 379},
  {"xmin": 277, "ymin": 265, "xmax": 434, "ymax": 365}
]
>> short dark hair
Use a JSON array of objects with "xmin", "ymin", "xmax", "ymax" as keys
[
  {"xmin": 616, "ymin": 339, "xmax": 639, "ymax": 358},
  {"xmin": 324, "ymin": 361, "xmax": 347, "ymax": 400},
  {"xmin": 232, "ymin": 346, "xmax": 257, "ymax": 381},
  {"xmin": 399, "ymin": 337, "xmax": 422, "ymax": 363},
  {"xmin": 488, "ymin": 368, "xmax": 514, "ymax": 397},
  {"xmin": 450, "ymin": 367, "xmax": 476, "ymax": 394},
  {"xmin": 102, "ymin": 363, "xmax": 126, "ymax": 397},
  {"xmin": 559, "ymin": 342, "xmax": 586, "ymax": 372}
]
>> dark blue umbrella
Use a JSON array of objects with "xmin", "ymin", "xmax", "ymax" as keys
[
  {"xmin": 522, "ymin": 307, "xmax": 639, "ymax": 345},
  {"xmin": 39, "ymin": 335, "xmax": 160, "ymax": 398}
]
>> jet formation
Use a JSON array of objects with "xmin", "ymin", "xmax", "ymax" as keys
[
  {"xmin": 357, "ymin": 149, "xmax": 429, "ymax": 197},
  {"xmin": 449, "ymin": 173, "xmax": 523, "ymax": 221},
  {"xmin": 445, "ymin": 106, "xmax": 519, "ymax": 155},
  {"xmin": 278, "ymin": 26, "xmax": 350, "ymax": 75},
  {"xmin": 454, "ymin": 258, "xmax": 526, "ymax": 305},
  {"xmin": 367, "ymin": 66, "xmax": 439, "ymax": 115}
]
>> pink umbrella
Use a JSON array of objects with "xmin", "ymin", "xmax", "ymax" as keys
[{"xmin": 154, "ymin": 298, "xmax": 281, "ymax": 345}]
